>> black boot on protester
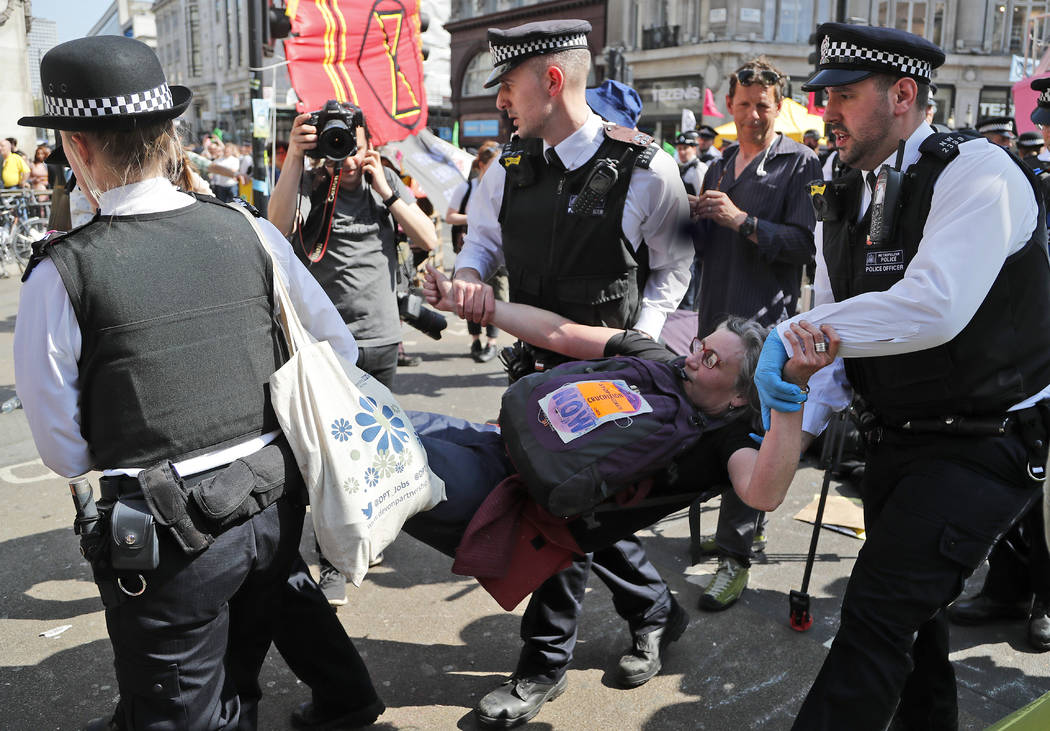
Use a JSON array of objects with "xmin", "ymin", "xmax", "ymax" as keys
[
  {"xmin": 946, "ymin": 592, "xmax": 1030, "ymax": 625},
  {"xmin": 291, "ymin": 697, "xmax": 385, "ymax": 730},
  {"xmin": 475, "ymin": 674, "xmax": 568, "ymax": 728},
  {"xmin": 615, "ymin": 598, "xmax": 690, "ymax": 688}
]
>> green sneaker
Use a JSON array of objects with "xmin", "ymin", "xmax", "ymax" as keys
[
  {"xmin": 693, "ymin": 532, "xmax": 767, "ymax": 559},
  {"xmin": 700, "ymin": 556, "xmax": 749, "ymax": 612}
]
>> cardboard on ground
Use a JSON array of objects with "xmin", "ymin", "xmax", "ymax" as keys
[{"xmin": 793, "ymin": 495, "xmax": 865, "ymax": 540}]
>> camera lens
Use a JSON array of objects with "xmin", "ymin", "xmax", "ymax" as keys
[{"xmin": 318, "ymin": 119, "xmax": 358, "ymax": 160}]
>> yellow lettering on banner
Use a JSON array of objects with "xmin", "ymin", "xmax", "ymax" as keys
[{"xmin": 576, "ymin": 381, "xmax": 634, "ymax": 418}]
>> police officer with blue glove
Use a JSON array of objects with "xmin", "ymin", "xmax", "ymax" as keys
[{"xmin": 755, "ymin": 23, "xmax": 1050, "ymax": 731}]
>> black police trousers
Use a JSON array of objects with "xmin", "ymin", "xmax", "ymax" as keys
[
  {"xmin": 792, "ymin": 427, "xmax": 1042, "ymax": 731},
  {"xmin": 104, "ymin": 496, "xmax": 304, "ymax": 729}
]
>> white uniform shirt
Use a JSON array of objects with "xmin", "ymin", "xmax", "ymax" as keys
[
  {"xmin": 13, "ymin": 177, "xmax": 358, "ymax": 477},
  {"xmin": 776, "ymin": 122, "xmax": 1049, "ymax": 434},
  {"xmin": 455, "ymin": 113, "xmax": 693, "ymax": 338},
  {"xmin": 679, "ymin": 157, "xmax": 707, "ymax": 195}
]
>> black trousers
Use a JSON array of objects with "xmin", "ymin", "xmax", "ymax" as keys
[
  {"xmin": 516, "ymin": 536, "xmax": 673, "ymax": 682},
  {"xmin": 792, "ymin": 428, "xmax": 1042, "ymax": 731},
  {"xmin": 105, "ymin": 497, "xmax": 304, "ymax": 730},
  {"xmin": 272, "ymin": 556, "xmax": 381, "ymax": 713},
  {"xmin": 714, "ymin": 486, "xmax": 764, "ymax": 566},
  {"xmin": 980, "ymin": 501, "xmax": 1050, "ymax": 603}
]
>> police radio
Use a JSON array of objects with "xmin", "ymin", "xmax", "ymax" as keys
[
  {"xmin": 868, "ymin": 140, "xmax": 906, "ymax": 245},
  {"xmin": 569, "ymin": 158, "xmax": 619, "ymax": 215}
]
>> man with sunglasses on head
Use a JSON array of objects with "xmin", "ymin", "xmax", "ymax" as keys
[{"xmin": 688, "ymin": 56, "xmax": 821, "ymax": 613}]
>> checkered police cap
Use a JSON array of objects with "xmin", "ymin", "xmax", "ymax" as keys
[
  {"xmin": 484, "ymin": 20, "xmax": 592, "ymax": 89},
  {"xmin": 975, "ymin": 116, "xmax": 1016, "ymax": 137},
  {"xmin": 19, "ymin": 35, "xmax": 191, "ymax": 131},
  {"xmin": 802, "ymin": 22, "xmax": 945, "ymax": 92},
  {"xmin": 1032, "ymin": 76, "xmax": 1050, "ymax": 126}
]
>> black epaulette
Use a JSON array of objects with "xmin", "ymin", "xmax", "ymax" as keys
[
  {"xmin": 602, "ymin": 124, "xmax": 660, "ymax": 170},
  {"xmin": 21, "ymin": 227, "xmax": 75, "ymax": 282},
  {"xmin": 918, "ymin": 132, "xmax": 974, "ymax": 162},
  {"xmin": 232, "ymin": 197, "xmax": 262, "ymax": 217}
]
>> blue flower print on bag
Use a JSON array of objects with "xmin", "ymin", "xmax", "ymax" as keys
[
  {"xmin": 355, "ymin": 396, "xmax": 410, "ymax": 454},
  {"xmin": 364, "ymin": 466, "xmax": 380, "ymax": 488},
  {"xmin": 331, "ymin": 418, "xmax": 353, "ymax": 442}
]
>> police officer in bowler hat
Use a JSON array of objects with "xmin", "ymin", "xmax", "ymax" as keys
[
  {"xmin": 451, "ymin": 19, "xmax": 694, "ymax": 727},
  {"xmin": 754, "ymin": 23, "xmax": 1050, "ymax": 730},
  {"xmin": 14, "ymin": 36, "xmax": 383, "ymax": 728}
]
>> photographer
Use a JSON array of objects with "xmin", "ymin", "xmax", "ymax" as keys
[{"xmin": 270, "ymin": 103, "xmax": 437, "ymax": 604}]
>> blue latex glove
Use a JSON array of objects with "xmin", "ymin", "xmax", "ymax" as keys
[
  {"xmin": 754, "ymin": 330, "xmax": 806, "ymax": 430},
  {"xmin": 748, "ymin": 432, "xmax": 764, "ymax": 446}
]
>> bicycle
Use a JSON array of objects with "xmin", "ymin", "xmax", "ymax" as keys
[{"xmin": 0, "ymin": 189, "xmax": 49, "ymax": 278}]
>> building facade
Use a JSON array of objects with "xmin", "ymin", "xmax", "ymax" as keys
[
  {"xmin": 608, "ymin": 0, "xmax": 1049, "ymax": 141},
  {"xmin": 26, "ymin": 16, "xmax": 56, "ymax": 103},
  {"xmin": 88, "ymin": 0, "xmax": 157, "ymax": 46},
  {"xmin": 0, "ymin": 0, "xmax": 37, "ymax": 151},
  {"xmin": 151, "ymin": 0, "xmax": 295, "ymax": 143},
  {"xmin": 446, "ymin": 0, "xmax": 607, "ymax": 147}
]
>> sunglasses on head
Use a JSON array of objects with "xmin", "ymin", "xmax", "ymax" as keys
[{"xmin": 736, "ymin": 68, "xmax": 782, "ymax": 86}]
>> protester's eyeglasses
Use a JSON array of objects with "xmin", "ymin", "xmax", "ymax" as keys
[
  {"xmin": 736, "ymin": 68, "xmax": 782, "ymax": 86},
  {"xmin": 689, "ymin": 338, "xmax": 722, "ymax": 369}
]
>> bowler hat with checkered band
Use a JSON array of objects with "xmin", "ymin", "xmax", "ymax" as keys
[
  {"xmin": 18, "ymin": 35, "xmax": 191, "ymax": 131},
  {"xmin": 484, "ymin": 20, "xmax": 591, "ymax": 89},
  {"xmin": 1030, "ymin": 77, "xmax": 1050, "ymax": 126},
  {"xmin": 1019, "ymin": 131, "xmax": 1044, "ymax": 149},
  {"xmin": 801, "ymin": 23, "xmax": 944, "ymax": 92}
]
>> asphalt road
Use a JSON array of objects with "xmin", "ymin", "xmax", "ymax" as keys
[{"xmin": 0, "ymin": 267, "xmax": 1048, "ymax": 730}]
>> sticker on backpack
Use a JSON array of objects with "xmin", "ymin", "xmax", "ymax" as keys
[{"xmin": 537, "ymin": 379, "xmax": 653, "ymax": 443}]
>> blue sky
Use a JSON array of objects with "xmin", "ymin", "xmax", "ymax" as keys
[{"xmin": 32, "ymin": 0, "xmax": 113, "ymax": 43}]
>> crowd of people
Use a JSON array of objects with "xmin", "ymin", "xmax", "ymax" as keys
[{"xmin": 9, "ymin": 15, "xmax": 1050, "ymax": 731}]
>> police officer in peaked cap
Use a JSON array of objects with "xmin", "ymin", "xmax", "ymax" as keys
[
  {"xmin": 753, "ymin": 22, "xmax": 1050, "ymax": 730},
  {"xmin": 449, "ymin": 18, "xmax": 695, "ymax": 728}
]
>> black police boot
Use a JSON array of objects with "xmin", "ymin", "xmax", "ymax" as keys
[
  {"xmin": 615, "ymin": 597, "xmax": 690, "ymax": 688},
  {"xmin": 1028, "ymin": 597, "xmax": 1050, "ymax": 652},
  {"xmin": 290, "ymin": 696, "xmax": 385, "ymax": 730},
  {"xmin": 946, "ymin": 592, "xmax": 1030, "ymax": 625},
  {"xmin": 474, "ymin": 673, "xmax": 568, "ymax": 728}
]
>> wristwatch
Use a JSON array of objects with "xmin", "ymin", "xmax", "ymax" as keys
[
  {"xmin": 738, "ymin": 215, "xmax": 758, "ymax": 238},
  {"xmin": 382, "ymin": 193, "xmax": 400, "ymax": 208}
]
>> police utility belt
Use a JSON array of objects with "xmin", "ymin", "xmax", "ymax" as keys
[
  {"xmin": 98, "ymin": 436, "xmax": 296, "ymax": 571},
  {"xmin": 856, "ymin": 400, "xmax": 1050, "ymax": 480}
]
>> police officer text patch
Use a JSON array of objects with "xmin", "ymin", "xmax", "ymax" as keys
[{"xmin": 865, "ymin": 249, "xmax": 905, "ymax": 274}]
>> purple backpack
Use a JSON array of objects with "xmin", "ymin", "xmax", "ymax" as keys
[{"xmin": 499, "ymin": 356, "xmax": 707, "ymax": 518}]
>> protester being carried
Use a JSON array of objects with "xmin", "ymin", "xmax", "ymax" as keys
[{"xmin": 399, "ymin": 264, "xmax": 838, "ymax": 728}]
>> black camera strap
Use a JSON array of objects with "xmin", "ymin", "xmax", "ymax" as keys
[{"xmin": 298, "ymin": 167, "xmax": 342, "ymax": 263}]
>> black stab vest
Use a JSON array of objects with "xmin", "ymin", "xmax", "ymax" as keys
[
  {"xmin": 498, "ymin": 130, "xmax": 652, "ymax": 329},
  {"xmin": 820, "ymin": 133, "xmax": 1050, "ymax": 421},
  {"xmin": 44, "ymin": 196, "xmax": 284, "ymax": 468},
  {"xmin": 679, "ymin": 157, "xmax": 700, "ymax": 195}
]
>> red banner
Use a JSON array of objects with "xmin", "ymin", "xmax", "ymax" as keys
[{"xmin": 284, "ymin": 0, "xmax": 428, "ymax": 146}]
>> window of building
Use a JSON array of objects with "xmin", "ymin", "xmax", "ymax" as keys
[
  {"xmin": 989, "ymin": 1, "xmax": 1050, "ymax": 54},
  {"xmin": 929, "ymin": 83, "xmax": 955, "ymax": 125},
  {"xmin": 188, "ymin": 3, "xmax": 202, "ymax": 78},
  {"xmin": 461, "ymin": 51, "xmax": 493, "ymax": 98},
  {"xmin": 872, "ymin": 0, "xmax": 945, "ymax": 45}
]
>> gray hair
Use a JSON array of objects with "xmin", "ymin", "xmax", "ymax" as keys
[{"xmin": 719, "ymin": 316, "xmax": 769, "ymax": 415}]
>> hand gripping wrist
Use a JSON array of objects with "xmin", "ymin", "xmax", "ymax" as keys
[{"xmin": 754, "ymin": 331, "xmax": 807, "ymax": 429}]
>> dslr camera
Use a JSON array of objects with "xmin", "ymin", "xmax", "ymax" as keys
[
  {"xmin": 398, "ymin": 287, "xmax": 447, "ymax": 340},
  {"xmin": 305, "ymin": 100, "xmax": 363, "ymax": 161}
]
